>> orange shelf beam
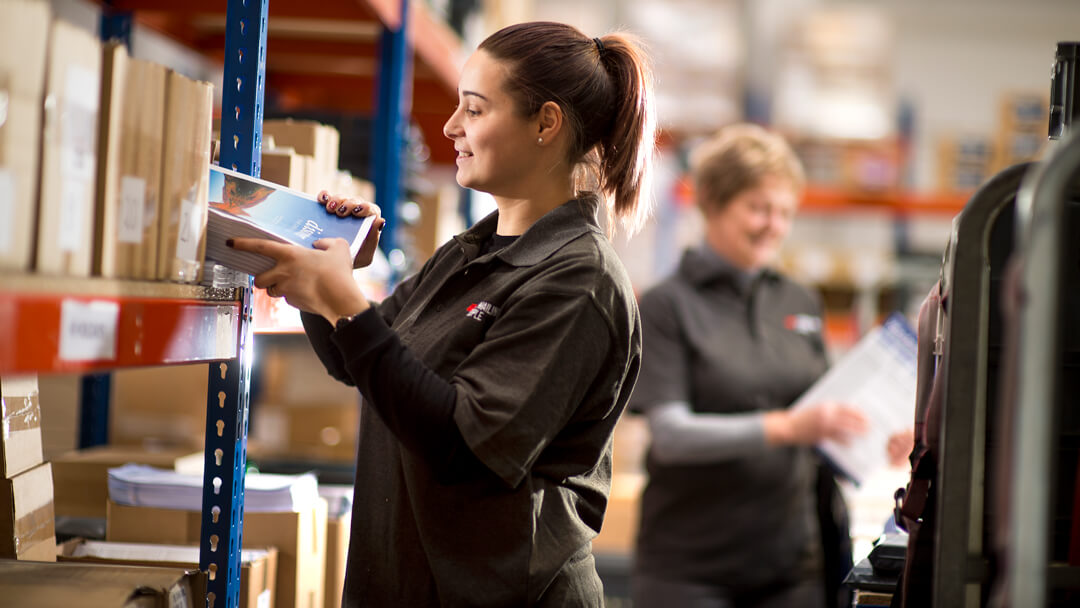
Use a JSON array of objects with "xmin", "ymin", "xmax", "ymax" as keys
[
  {"xmin": 801, "ymin": 185, "xmax": 973, "ymax": 216},
  {"xmin": 0, "ymin": 284, "xmax": 241, "ymax": 375}
]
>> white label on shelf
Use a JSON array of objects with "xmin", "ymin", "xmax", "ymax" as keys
[
  {"xmin": 61, "ymin": 65, "xmax": 99, "ymax": 182},
  {"xmin": 256, "ymin": 589, "xmax": 271, "ymax": 608},
  {"xmin": 59, "ymin": 299, "xmax": 119, "ymax": 361},
  {"xmin": 175, "ymin": 197, "xmax": 199, "ymax": 262},
  {"xmin": 118, "ymin": 175, "xmax": 146, "ymax": 244},
  {"xmin": 58, "ymin": 178, "xmax": 88, "ymax": 252},
  {"xmin": 0, "ymin": 167, "xmax": 14, "ymax": 254}
]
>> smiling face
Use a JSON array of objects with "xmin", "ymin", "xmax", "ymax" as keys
[
  {"xmin": 703, "ymin": 174, "xmax": 798, "ymax": 272},
  {"xmin": 443, "ymin": 51, "xmax": 543, "ymax": 198}
]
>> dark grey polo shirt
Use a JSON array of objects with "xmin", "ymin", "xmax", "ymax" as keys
[
  {"xmin": 307, "ymin": 197, "xmax": 641, "ymax": 607},
  {"xmin": 630, "ymin": 245, "xmax": 828, "ymax": 591}
]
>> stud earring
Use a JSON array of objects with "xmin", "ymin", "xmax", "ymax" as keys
[{"xmin": 537, "ymin": 137, "xmax": 543, "ymax": 144}]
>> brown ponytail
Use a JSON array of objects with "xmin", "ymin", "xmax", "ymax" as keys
[{"xmin": 478, "ymin": 22, "xmax": 657, "ymax": 235}]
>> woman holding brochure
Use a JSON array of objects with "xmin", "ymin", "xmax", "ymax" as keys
[
  {"xmin": 230, "ymin": 21, "xmax": 656, "ymax": 606},
  {"xmin": 628, "ymin": 124, "xmax": 870, "ymax": 608}
]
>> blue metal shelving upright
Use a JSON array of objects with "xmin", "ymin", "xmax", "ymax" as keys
[
  {"xmin": 200, "ymin": 1, "xmax": 268, "ymax": 607},
  {"xmin": 371, "ymin": 0, "xmax": 413, "ymax": 271}
]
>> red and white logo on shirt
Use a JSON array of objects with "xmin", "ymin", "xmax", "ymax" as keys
[
  {"xmin": 466, "ymin": 301, "xmax": 500, "ymax": 322},
  {"xmin": 784, "ymin": 314, "xmax": 822, "ymax": 335}
]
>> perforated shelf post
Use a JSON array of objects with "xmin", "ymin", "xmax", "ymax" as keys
[{"xmin": 199, "ymin": 1, "xmax": 268, "ymax": 607}]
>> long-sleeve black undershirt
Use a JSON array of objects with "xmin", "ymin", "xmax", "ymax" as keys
[{"xmin": 302, "ymin": 233, "xmax": 518, "ymax": 484}]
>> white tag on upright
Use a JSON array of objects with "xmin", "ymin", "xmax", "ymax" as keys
[
  {"xmin": 118, "ymin": 175, "xmax": 146, "ymax": 244},
  {"xmin": 59, "ymin": 299, "xmax": 119, "ymax": 361},
  {"xmin": 175, "ymin": 197, "xmax": 199, "ymax": 262},
  {"xmin": 59, "ymin": 178, "xmax": 87, "ymax": 252},
  {"xmin": 0, "ymin": 168, "xmax": 14, "ymax": 254}
]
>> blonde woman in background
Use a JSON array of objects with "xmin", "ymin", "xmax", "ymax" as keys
[{"xmin": 630, "ymin": 124, "xmax": 868, "ymax": 608}]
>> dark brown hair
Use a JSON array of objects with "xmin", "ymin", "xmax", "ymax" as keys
[
  {"xmin": 478, "ymin": 21, "xmax": 657, "ymax": 234},
  {"xmin": 690, "ymin": 123, "xmax": 805, "ymax": 215}
]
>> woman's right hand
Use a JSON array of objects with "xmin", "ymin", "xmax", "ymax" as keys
[
  {"xmin": 764, "ymin": 402, "xmax": 869, "ymax": 446},
  {"xmin": 316, "ymin": 190, "xmax": 386, "ymax": 269}
]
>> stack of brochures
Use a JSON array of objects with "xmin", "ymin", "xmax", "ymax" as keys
[
  {"xmin": 107, "ymin": 463, "xmax": 319, "ymax": 513},
  {"xmin": 205, "ymin": 165, "xmax": 376, "ymax": 276}
]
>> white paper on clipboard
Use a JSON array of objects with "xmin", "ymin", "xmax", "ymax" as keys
[{"xmin": 791, "ymin": 313, "xmax": 917, "ymax": 485}]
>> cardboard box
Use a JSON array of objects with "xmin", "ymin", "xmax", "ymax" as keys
[
  {"xmin": 95, "ymin": 43, "xmax": 167, "ymax": 279},
  {"xmin": 35, "ymin": 19, "xmax": 102, "ymax": 276},
  {"xmin": 0, "ymin": 375, "xmax": 45, "ymax": 478},
  {"xmin": 37, "ymin": 374, "xmax": 80, "ymax": 461},
  {"xmin": 261, "ymin": 148, "xmax": 308, "ymax": 191},
  {"xmin": 590, "ymin": 472, "xmax": 642, "ymax": 556},
  {"xmin": 51, "ymin": 445, "xmax": 200, "ymax": 518},
  {"xmin": 254, "ymin": 403, "xmax": 358, "ymax": 463},
  {"xmin": 323, "ymin": 510, "xmax": 350, "ymax": 608},
  {"xmin": 109, "ymin": 364, "xmax": 209, "ymax": 450},
  {"xmin": 108, "ymin": 497, "xmax": 328, "ymax": 608},
  {"xmin": 0, "ymin": 462, "xmax": 56, "ymax": 562},
  {"xmin": 157, "ymin": 70, "xmax": 212, "ymax": 283},
  {"xmin": 0, "ymin": 0, "xmax": 50, "ymax": 271},
  {"xmin": 0, "ymin": 559, "xmax": 198, "ymax": 607},
  {"xmin": 262, "ymin": 119, "xmax": 339, "ymax": 195},
  {"xmin": 59, "ymin": 539, "xmax": 277, "ymax": 608}
]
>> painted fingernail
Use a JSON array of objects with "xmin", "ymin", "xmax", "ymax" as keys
[
  {"xmin": 326, "ymin": 201, "xmax": 338, "ymax": 212},
  {"xmin": 225, "ymin": 239, "xmax": 234, "ymax": 248},
  {"xmin": 337, "ymin": 206, "xmax": 349, "ymax": 216},
  {"xmin": 352, "ymin": 206, "xmax": 365, "ymax": 216},
  {"xmin": 318, "ymin": 192, "xmax": 329, "ymax": 203}
]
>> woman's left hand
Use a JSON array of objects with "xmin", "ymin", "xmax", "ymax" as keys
[{"xmin": 228, "ymin": 236, "xmax": 370, "ymax": 323}]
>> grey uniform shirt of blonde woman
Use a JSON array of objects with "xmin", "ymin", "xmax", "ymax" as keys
[
  {"xmin": 631, "ymin": 244, "xmax": 829, "ymax": 590},
  {"xmin": 645, "ymin": 248, "xmax": 775, "ymax": 463}
]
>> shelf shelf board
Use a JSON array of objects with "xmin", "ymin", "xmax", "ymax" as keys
[
  {"xmin": 802, "ymin": 185, "xmax": 973, "ymax": 216},
  {"xmin": 0, "ymin": 274, "xmax": 242, "ymax": 375}
]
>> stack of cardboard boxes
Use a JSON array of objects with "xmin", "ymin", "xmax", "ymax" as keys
[
  {"xmin": 106, "ymin": 482, "xmax": 329, "ymax": 608},
  {"xmin": 0, "ymin": 375, "xmax": 56, "ymax": 562}
]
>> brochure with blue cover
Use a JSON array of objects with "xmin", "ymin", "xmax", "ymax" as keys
[{"xmin": 205, "ymin": 164, "xmax": 376, "ymax": 275}]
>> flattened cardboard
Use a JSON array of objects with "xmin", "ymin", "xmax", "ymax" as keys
[
  {"xmin": 157, "ymin": 70, "xmax": 212, "ymax": 283},
  {"xmin": 95, "ymin": 45, "xmax": 166, "ymax": 279},
  {"xmin": 59, "ymin": 539, "xmax": 278, "ymax": 608},
  {"xmin": 0, "ymin": 559, "xmax": 198, "ymax": 608},
  {"xmin": 0, "ymin": 1, "xmax": 49, "ymax": 270},
  {"xmin": 36, "ymin": 19, "xmax": 101, "ymax": 276}
]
